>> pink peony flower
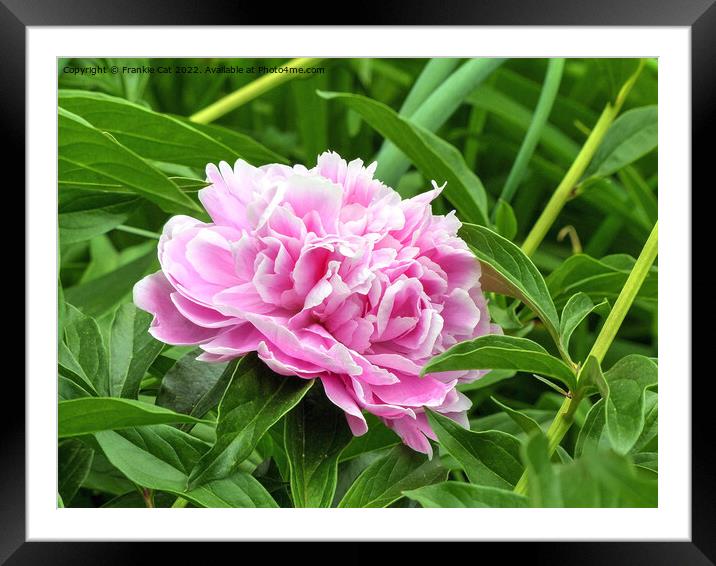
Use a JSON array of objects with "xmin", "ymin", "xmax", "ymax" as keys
[{"xmin": 134, "ymin": 152, "xmax": 500, "ymax": 454}]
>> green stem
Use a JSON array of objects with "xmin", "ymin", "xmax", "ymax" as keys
[
  {"xmin": 587, "ymin": 222, "xmax": 658, "ymax": 364},
  {"xmin": 189, "ymin": 58, "xmax": 324, "ymax": 124},
  {"xmin": 115, "ymin": 225, "xmax": 160, "ymax": 240},
  {"xmin": 514, "ymin": 221, "xmax": 658, "ymax": 495},
  {"xmin": 496, "ymin": 58, "xmax": 565, "ymax": 210},
  {"xmin": 171, "ymin": 497, "xmax": 188, "ymax": 508},
  {"xmin": 520, "ymin": 60, "xmax": 644, "ymax": 257},
  {"xmin": 142, "ymin": 488, "xmax": 155, "ymax": 508}
]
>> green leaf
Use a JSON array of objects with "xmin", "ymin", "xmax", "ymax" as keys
[
  {"xmin": 458, "ymin": 223, "xmax": 563, "ymax": 353},
  {"xmin": 633, "ymin": 452, "xmax": 658, "ymax": 473},
  {"xmin": 59, "ymin": 397, "xmax": 208, "ymax": 438},
  {"xmin": 108, "ymin": 304, "xmax": 164, "ymax": 399},
  {"xmin": 290, "ymin": 73, "xmax": 328, "ymax": 163},
  {"xmin": 94, "ymin": 426, "xmax": 277, "ymax": 507},
  {"xmin": 630, "ymin": 390, "xmax": 658, "ymax": 454},
  {"xmin": 318, "ymin": 90, "xmax": 489, "ymax": 225},
  {"xmin": 340, "ymin": 416, "xmax": 400, "ymax": 462},
  {"xmin": 493, "ymin": 199, "xmax": 518, "ymax": 240},
  {"xmin": 498, "ymin": 58, "xmax": 565, "ymax": 205},
  {"xmin": 81, "ymin": 452, "xmax": 135, "ymax": 496},
  {"xmin": 405, "ymin": 481, "xmax": 528, "ymax": 508},
  {"xmin": 427, "ymin": 410, "xmax": 523, "ymax": 489},
  {"xmin": 79, "ymin": 235, "xmax": 119, "ymax": 283},
  {"xmin": 338, "ymin": 445, "xmax": 446, "ymax": 508},
  {"xmin": 395, "ymin": 58, "xmax": 461, "ymax": 117},
  {"xmin": 95, "ymin": 426, "xmax": 206, "ymax": 492},
  {"xmin": 522, "ymin": 431, "xmax": 562, "ymax": 507},
  {"xmin": 284, "ymin": 392, "xmax": 353, "ymax": 507},
  {"xmin": 585, "ymin": 106, "xmax": 657, "ymax": 179},
  {"xmin": 59, "ymin": 304, "xmax": 107, "ymax": 396},
  {"xmin": 575, "ymin": 398, "xmax": 609, "ymax": 457},
  {"xmin": 59, "ymin": 375, "xmax": 93, "ymax": 400},
  {"xmin": 491, "ymin": 397, "xmax": 542, "ymax": 435},
  {"xmin": 155, "ymin": 350, "xmax": 229, "ymax": 421},
  {"xmin": 601, "ymin": 355, "xmax": 659, "ymax": 454},
  {"xmin": 467, "ymin": 85, "xmax": 580, "ymax": 164},
  {"xmin": 101, "ymin": 491, "xmax": 176, "ymax": 508},
  {"xmin": 422, "ymin": 335, "xmax": 577, "ymax": 393},
  {"xmin": 558, "ymin": 449, "xmax": 657, "ymax": 507},
  {"xmin": 64, "ymin": 249, "xmax": 156, "ymax": 319},
  {"xmin": 58, "ymin": 107, "xmax": 200, "ymax": 215},
  {"xmin": 555, "ymin": 445, "xmax": 574, "ymax": 464},
  {"xmin": 58, "ymin": 192, "xmax": 138, "ymax": 244},
  {"xmin": 559, "ymin": 292, "xmax": 610, "ymax": 353},
  {"xmin": 374, "ymin": 58, "xmax": 505, "ymax": 185},
  {"xmin": 547, "ymin": 253, "xmax": 657, "ymax": 307},
  {"xmin": 59, "ymin": 90, "xmax": 285, "ymax": 169},
  {"xmin": 471, "ymin": 409, "xmax": 555, "ymax": 437},
  {"xmin": 182, "ymin": 120, "xmax": 289, "ymax": 166},
  {"xmin": 188, "ymin": 354, "xmax": 314, "ymax": 489},
  {"xmin": 186, "ymin": 473, "xmax": 279, "ymax": 508},
  {"xmin": 58, "ymin": 439, "xmax": 94, "ymax": 505}
]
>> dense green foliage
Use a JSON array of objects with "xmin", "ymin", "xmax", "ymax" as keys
[{"xmin": 58, "ymin": 57, "xmax": 658, "ymax": 508}]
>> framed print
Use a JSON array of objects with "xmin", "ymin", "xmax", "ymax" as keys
[{"xmin": 6, "ymin": 0, "xmax": 710, "ymax": 562}]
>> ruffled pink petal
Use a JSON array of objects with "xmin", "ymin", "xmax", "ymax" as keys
[{"xmin": 133, "ymin": 272, "xmax": 217, "ymax": 345}]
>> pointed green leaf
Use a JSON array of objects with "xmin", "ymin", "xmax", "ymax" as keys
[
  {"xmin": 458, "ymin": 223, "xmax": 562, "ymax": 353},
  {"xmin": 559, "ymin": 292, "xmax": 610, "ymax": 353},
  {"xmin": 59, "ymin": 90, "xmax": 286, "ymax": 168},
  {"xmin": 602, "ymin": 355, "xmax": 659, "ymax": 454},
  {"xmin": 59, "ymin": 397, "xmax": 208, "ymax": 438},
  {"xmin": 155, "ymin": 350, "xmax": 229, "ymax": 423},
  {"xmin": 575, "ymin": 398, "xmax": 609, "ymax": 457},
  {"xmin": 427, "ymin": 410, "xmax": 523, "ymax": 489},
  {"xmin": 58, "ymin": 439, "xmax": 94, "ymax": 505},
  {"xmin": 108, "ymin": 303, "xmax": 164, "ymax": 399},
  {"xmin": 423, "ymin": 335, "xmax": 576, "ymax": 392},
  {"xmin": 585, "ymin": 106, "xmax": 657, "ymax": 179},
  {"xmin": 188, "ymin": 354, "xmax": 314, "ymax": 489},
  {"xmin": 493, "ymin": 199, "xmax": 518, "ymax": 240},
  {"xmin": 60, "ymin": 304, "xmax": 107, "ymax": 396},
  {"xmin": 522, "ymin": 431, "xmax": 562, "ymax": 507},
  {"xmin": 58, "ymin": 191, "xmax": 138, "ymax": 244},
  {"xmin": 558, "ymin": 449, "xmax": 657, "ymax": 507},
  {"xmin": 547, "ymin": 253, "xmax": 657, "ymax": 307},
  {"xmin": 284, "ymin": 392, "xmax": 353, "ymax": 507},
  {"xmin": 64, "ymin": 250, "xmax": 156, "ymax": 319},
  {"xmin": 491, "ymin": 397, "xmax": 542, "ymax": 435},
  {"xmin": 339, "ymin": 415, "xmax": 400, "ymax": 462},
  {"xmin": 58, "ymin": 107, "xmax": 200, "ymax": 215},
  {"xmin": 405, "ymin": 481, "xmax": 528, "ymax": 508},
  {"xmin": 338, "ymin": 445, "xmax": 446, "ymax": 508},
  {"xmin": 318, "ymin": 90, "xmax": 489, "ymax": 225},
  {"xmin": 94, "ymin": 426, "xmax": 277, "ymax": 507}
]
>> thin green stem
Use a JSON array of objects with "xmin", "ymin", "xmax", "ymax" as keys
[
  {"xmin": 189, "ymin": 58, "xmax": 324, "ymax": 124},
  {"xmin": 587, "ymin": 222, "xmax": 658, "ymax": 364},
  {"xmin": 520, "ymin": 60, "xmax": 644, "ymax": 257},
  {"xmin": 514, "ymin": 221, "xmax": 658, "ymax": 496},
  {"xmin": 115, "ymin": 225, "xmax": 161, "ymax": 240},
  {"xmin": 142, "ymin": 488, "xmax": 155, "ymax": 508},
  {"xmin": 496, "ymin": 58, "xmax": 564, "ymax": 211},
  {"xmin": 171, "ymin": 497, "xmax": 188, "ymax": 508}
]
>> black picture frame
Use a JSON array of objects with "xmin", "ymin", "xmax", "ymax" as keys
[{"xmin": 7, "ymin": 0, "xmax": 707, "ymax": 563}]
